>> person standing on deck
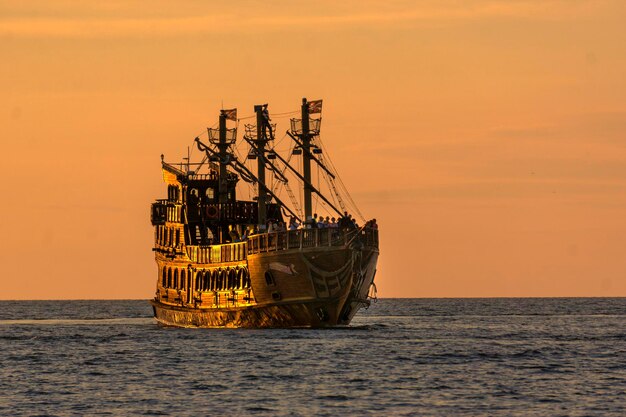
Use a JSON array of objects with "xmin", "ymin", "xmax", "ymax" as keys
[
  {"xmin": 262, "ymin": 104, "xmax": 274, "ymax": 140},
  {"xmin": 289, "ymin": 216, "xmax": 300, "ymax": 230}
]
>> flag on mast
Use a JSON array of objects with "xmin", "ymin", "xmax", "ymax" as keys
[
  {"xmin": 222, "ymin": 108, "xmax": 237, "ymax": 121},
  {"xmin": 308, "ymin": 100, "xmax": 323, "ymax": 114}
]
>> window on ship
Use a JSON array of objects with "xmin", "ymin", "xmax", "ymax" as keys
[
  {"xmin": 205, "ymin": 187, "xmax": 215, "ymax": 201},
  {"xmin": 168, "ymin": 185, "xmax": 180, "ymax": 202}
]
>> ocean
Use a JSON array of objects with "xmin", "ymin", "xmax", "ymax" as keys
[{"xmin": 1, "ymin": 298, "xmax": 624, "ymax": 416}]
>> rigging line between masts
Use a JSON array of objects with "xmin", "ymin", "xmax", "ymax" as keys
[
  {"xmin": 270, "ymin": 145, "xmax": 343, "ymax": 217},
  {"xmin": 285, "ymin": 131, "xmax": 336, "ymax": 180},
  {"xmin": 196, "ymin": 98, "xmax": 356, "ymax": 226},
  {"xmin": 194, "ymin": 137, "xmax": 303, "ymax": 224},
  {"xmin": 314, "ymin": 134, "xmax": 365, "ymax": 222}
]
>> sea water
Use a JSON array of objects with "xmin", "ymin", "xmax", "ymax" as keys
[{"xmin": 0, "ymin": 298, "xmax": 624, "ymax": 416}]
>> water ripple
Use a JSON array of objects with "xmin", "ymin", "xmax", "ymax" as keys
[{"xmin": 0, "ymin": 298, "xmax": 624, "ymax": 416}]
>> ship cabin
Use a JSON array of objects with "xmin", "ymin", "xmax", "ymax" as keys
[{"xmin": 151, "ymin": 161, "xmax": 284, "ymax": 252}]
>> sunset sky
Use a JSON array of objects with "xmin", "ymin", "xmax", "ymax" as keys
[{"xmin": 1, "ymin": 0, "xmax": 625, "ymax": 299}]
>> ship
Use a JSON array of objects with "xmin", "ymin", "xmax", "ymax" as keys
[{"xmin": 150, "ymin": 98, "xmax": 379, "ymax": 327}]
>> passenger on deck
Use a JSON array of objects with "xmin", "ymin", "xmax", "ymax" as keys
[
  {"xmin": 311, "ymin": 213, "xmax": 318, "ymax": 229},
  {"xmin": 338, "ymin": 211, "xmax": 349, "ymax": 229},
  {"xmin": 228, "ymin": 225, "xmax": 241, "ymax": 242},
  {"xmin": 289, "ymin": 216, "xmax": 300, "ymax": 230},
  {"xmin": 206, "ymin": 227, "xmax": 215, "ymax": 245},
  {"xmin": 330, "ymin": 217, "xmax": 338, "ymax": 228},
  {"xmin": 187, "ymin": 189, "xmax": 200, "ymax": 219},
  {"xmin": 317, "ymin": 216, "xmax": 326, "ymax": 228}
]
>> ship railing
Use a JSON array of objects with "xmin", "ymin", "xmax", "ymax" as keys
[
  {"xmin": 189, "ymin": 202, "xmax": 258, "ymax": 223},
  {"xmin": 352, "ymin": 227, "xmax": 379, "ymax": 248},
  {"xmin": 244, "ymin": 123, "xmax": 277, "ymax": 141},
  {"xmin": 186, "ymin": 241, "xmax": 247, "ymax": 264},
  {"xmin": 208, "ymin": 127, "xmax": 237, "ymax": 144},
  {"xmin": 290, "ymin": 118, "xmax": 321, "ymax": 135},
  {"xmin": 218, "ymin": 202, "xmax": 258, "ymax": 222},
  {"xmin": 247, "ymin": 228, "xmax": 374, "ymax": 255},
  {"xmin": 167, "ymin": 204, "xmax": 182, "ymax": 223},
  {"xmin": 187, "ymin": 172, "xmax": 218, "ymax": 181},
  {"xmin": 151, "ymin": 200, "xmax": 183, "ymax": 224},
  {"xmin": 185, "ymin": 228, "xmax": 378, "ymax": 261}
]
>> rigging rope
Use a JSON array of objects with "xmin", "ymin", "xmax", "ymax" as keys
[
  {"xmin": 314, "ymin": 135, "xmax": 365, "ymax": 222},
  {"xmin": 236, "ymin": 109, "xmax": 298, "ymax": 123}
]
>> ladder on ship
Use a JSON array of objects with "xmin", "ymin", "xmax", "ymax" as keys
[
  {"xmin": 271, "ymin": 147, "xmax": 304, "ymax": 220},
  {"xmin": 283, "ymin": 181, "xmax": 303, "ymax": 220},
  {"xmin": 318, "ymin": 153, "xmax": 347, "ymax": 212}
]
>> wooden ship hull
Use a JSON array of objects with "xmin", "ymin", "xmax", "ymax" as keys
[
  {"xmin": 151, "ymin": 229, "xmax": 378, "ymax": 328},
  {"xmin": 150, "ymin": 98, "xmax": 380, "ymax": 328}
]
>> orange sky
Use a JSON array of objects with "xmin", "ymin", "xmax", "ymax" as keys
[{"xmin": 1, "ymin": 0, "xmax": 625, "ymax": 299}]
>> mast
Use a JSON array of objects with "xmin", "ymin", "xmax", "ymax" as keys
[
  {"xmin": 301, "ymin": 98, "xmax": 313, "ymax": 220},
  {"xmin": 218, "ymin": 110, "xmax": 229, "ymax": 204},
  {"xmin": 254, "ymin": 104, "xmax": 267, "ymax": 226},
  {"xmin": 195, "ymin": 137, "xmax": 302, "ymax": 223}
]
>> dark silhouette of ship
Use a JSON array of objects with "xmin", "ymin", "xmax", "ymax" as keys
[{"xmin": 150, "ymin": 98, "xmax": 379, "ymax": 327}]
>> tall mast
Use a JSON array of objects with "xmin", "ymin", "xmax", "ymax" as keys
[
  {"xmin": 195, "ymin": 137, "xmax": 302, "ymax": 223},
  {"xmin": 218, "ymin": 110, "xmax": 229, "ymax": 204},
  {"xmin": 301, "ymin": 98, "xmax": 313, "ymax": 220},
  {"xmin": 254, "ymin": 104, "xmax": 267, "ymax": 226}
]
